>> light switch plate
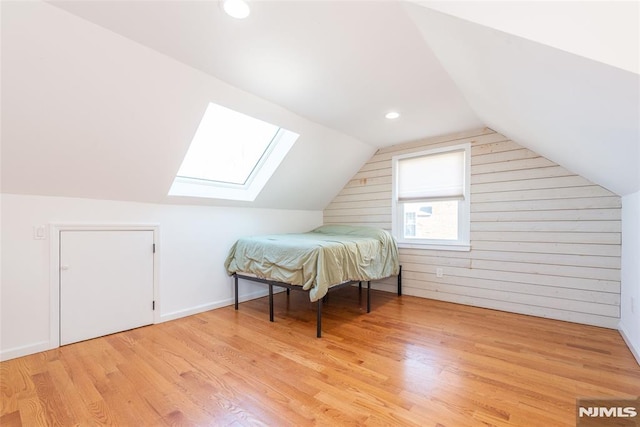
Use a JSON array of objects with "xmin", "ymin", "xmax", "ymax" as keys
[{"xmin": 33, "ymin": 225, "xmax": 46, "ymax": 240}]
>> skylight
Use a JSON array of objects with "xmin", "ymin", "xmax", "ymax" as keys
[
  {"xmin": 169, "ymin": 103, "xmax": 298, "ymax": 201},
  {"xmin": 177, "ymin": 103, "xmax": 279, "ymax": 185}
]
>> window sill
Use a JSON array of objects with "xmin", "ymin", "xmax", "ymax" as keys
[{"xmin": 397, "ymin": 242, "xmax": 471, "ymax": 252}]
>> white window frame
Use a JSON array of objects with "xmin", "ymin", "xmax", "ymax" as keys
[{"xmin": 391, "ymin": 143, "xmax": 471, "ymax": 251}]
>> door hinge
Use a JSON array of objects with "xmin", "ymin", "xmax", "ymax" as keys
[
  {"xmin": 153, "ymin": 243, "xmax": 156, "ymax": 253},
  {"xmin": 152, "ymin": 300, "xmax": 155, "ymax": 310}
]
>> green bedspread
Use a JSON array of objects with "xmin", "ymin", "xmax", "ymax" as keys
[{"xmin": 224, "ymin": 225, "xmax": 400, "ymax": 302}]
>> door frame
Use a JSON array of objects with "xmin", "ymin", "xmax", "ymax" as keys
[{"xmin": 49, "ymin": 223, "xmax": 160, "ymax": 350}]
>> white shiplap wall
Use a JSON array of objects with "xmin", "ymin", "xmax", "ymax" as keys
[{"xmin": 324, "ymin": 128, "xmax": 621, "ymax": 328}]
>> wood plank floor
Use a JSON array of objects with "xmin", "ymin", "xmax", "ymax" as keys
[{"xmin": 1, "ymin": 288, "xmax": 639, "ymax": 426}]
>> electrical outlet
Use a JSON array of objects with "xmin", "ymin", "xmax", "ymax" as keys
[{"xmin": 436, "ymin": 267, "xmax": 443, "ymax": 278}]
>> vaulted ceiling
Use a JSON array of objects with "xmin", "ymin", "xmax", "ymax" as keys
[{"xmin": 1, "ymin": 1, "xmax": 638, "ymax": 210}]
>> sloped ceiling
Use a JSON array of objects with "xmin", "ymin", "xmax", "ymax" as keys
[
  {"xmin": 0, "ymin": 1, "xmax": 378, "ymax": 209},
  {"xmin": 42, "ymin": 0, "xmax": 484, "ymax": 146},
  {"xmin": 404, "ymin": 1, "xmax": 639, "ymax": 196},
  {"xmin": 415, "ymin": 1, "xmax": 639, "ymax": 74},
  {"xmin": 1, "ymin": 1, "xmax": 638, "ymax": 211}
]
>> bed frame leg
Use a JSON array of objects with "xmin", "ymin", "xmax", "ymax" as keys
[
  {"xmin": 234, "ymin": 275, "xmax": 239, "ymax": 310},
  {"xmin": 367, "ymin": 281, "xmax": 371, "ymax": 313},
  {"xmin": 317, "ymin": 298, "xmax": 322, "ymax": 338},
  {"xmin": 269, "ymin": 284, "xmax": 274, "ymax": 322},
  {"xmin": 398, "ymin": 265, "xmax": 402, "ymax": 296},
  {"xmin": 286, "ymin": 288, "xmax": 290, "ymax": 296}
]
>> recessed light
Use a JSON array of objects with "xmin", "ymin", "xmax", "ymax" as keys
[
  {"xmin": 385, "ymin": 111, "xmax": 400, "ymax": 120},
  {"xmin": 222, "ymin": 0, "xmax": 250, "ymax": 19}
]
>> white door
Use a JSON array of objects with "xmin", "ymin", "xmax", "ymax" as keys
[{"xmin": 60, "ymin": 230, "xmax": 154, "ymax": 345}]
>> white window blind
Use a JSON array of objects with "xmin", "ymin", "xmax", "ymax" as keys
[{"xmin": 397, "ymin": 150, "xmax": 465, "ymax": 202}]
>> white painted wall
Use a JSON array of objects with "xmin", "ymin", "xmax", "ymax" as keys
[
  {"xmin": 620, "ymin": 191, "xmax": 640, "ymax": 364},
  {"xmin": 1, "ymin": 1, "xmax": 374, "ymax": 210},
  {"xmin": 0, "ymin": 193, "xmax": 322, "ymax": 360}
]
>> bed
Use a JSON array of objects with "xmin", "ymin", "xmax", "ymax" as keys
[{"xmin": 224, "ymin": 224, "xmax": 401, "ymax": 337}]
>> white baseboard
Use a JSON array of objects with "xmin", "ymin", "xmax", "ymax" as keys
[
  {"xmin": 159, "ymin": 288, "xmax": 283, "ymax": 323},
  {"xmin": 0, "ymin": 340, "xmax": 51, "ymax": 362},
  {"xmin": 1, "ymin": 289, "xmax": 285, "ymax": 361},
  {"xmin": 618, "ymin": 324, "xmax": 640, "ymax": 367}
]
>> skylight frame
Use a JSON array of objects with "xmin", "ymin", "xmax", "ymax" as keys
[
  {"xmin": 176, "ymin": 128, "xmax": 281, "ymax": 189},
  {"xmin": 174, "ymin": 127, "xmax": 289, "ymax": 191},
  {"xmin": 168, "ymin": 102, "xmax": 299, "ymax": 202},
  {"xmin": 174, "ymin": 102, "xmax": 283, "ymax": 187}
]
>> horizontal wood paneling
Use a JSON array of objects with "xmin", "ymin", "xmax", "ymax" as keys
[
  {"xmin": 398, "ymin": 262, "xmax": 619, "ymax": 293},
  {"xmin": 471, "ymin": 231, "xmax": 620, "ymax": 244},
  {"xmin": 471, "ymin": 175, "xmax": 600, "ymax": 193},
  {"xmin": 471, "ymin": 197, "xmax": 622, "ymax": 212},
  {"xmin": 399, "ymin": 271, "xmax": 620, "ymax": 304},
  {"xmin": 471, "ymin": 241, "xmax": 620, "ymax": 257},
  {"xmin": 470, "ymin": 220, "xmax": 620, "ymax": 232},
  {"xmin": 324, "ymin": 128, "xmax": 622, "ymax": 328},
  {"xmin": 471, "ymin": 208, "xmax": 621, "ymax": 221},
  {"xmin": 470, "ymin": 250, "xmax": 620, "ymax": 269},
  {"xmin": 471, "ymin": 165, "xmax": 576, "ymax": 184},
  {"xmin": 471, "ymin": 186, "xmax": 615, "ymax": 203}
]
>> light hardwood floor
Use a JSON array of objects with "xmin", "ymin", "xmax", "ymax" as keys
[{"xmin": 1, "ymin": 288, "xmax": 639, "ymax": 426}]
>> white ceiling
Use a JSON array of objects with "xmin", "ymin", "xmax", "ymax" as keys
[
  {"xmin": 404, "ymin": 2, "xmax": 639, "ymax": 196},
  {"xmin": 1, "ymin": 0, "xmax": 638, "ymax": 209},
  {"xmin": 0, "ymin": 1, "xmax": 375, "ymax": 209},
  {"xmin": 45, "ymin": 0, "xmax": 483, "ymax": 147},
  {"xmin": 417, "ymin": 1, "xmax": 639, "ymax": 74}
]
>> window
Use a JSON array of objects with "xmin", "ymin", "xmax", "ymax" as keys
[
  {"xmin": 392, "ymin": 143, "xmax": 471, "ymax": 250},
  {"xmin": 405, "ymin": 211, "xmax": 416, "ymax": 237},
  {"xmin": 168, "ymin": 102, "xmax": 298, "ymax": 201}
]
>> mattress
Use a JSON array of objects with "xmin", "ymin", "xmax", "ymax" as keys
[{"xmin": 224, "ymin": 225, "xmax": 399, "ymax": 302}]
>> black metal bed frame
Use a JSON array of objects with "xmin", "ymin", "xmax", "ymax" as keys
[{"xmin": 233, "ymin": 265, "xmax": 402, "ymax": 338}]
